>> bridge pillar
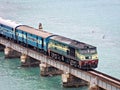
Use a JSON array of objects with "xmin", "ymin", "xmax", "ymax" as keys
[
  {"xmin": 89, "ymin": 85, "xmax": 105, "ymax": 90},
  {"xmin": 0, "ymin": 44, "xmax": 4, "ymax": 51},
  {"xmin": 89, "ymin": 78, "xmax": 105, "ymax": 90},
  {"xmin": 39, "ymin": 62, "xmax": 63, "ymax": 76},
  {"xmin": 62, "ymin": 72, "xmax": 88, "ymax": 87},
  {"xmin": 20, "ymin": 54, "xmax": 40, "ymax": 67},
  {"xmin": 89, "ymin": 84, "xmax": 98, "ymax": 90},
  {"xmin": 4, "ymin": 47, "xmax": 21, "ymax": 58}
]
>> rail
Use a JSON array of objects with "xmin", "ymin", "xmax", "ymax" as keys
[{"xmin": 89, "ymin": 70, "xmax": 120, "ymax": 88}]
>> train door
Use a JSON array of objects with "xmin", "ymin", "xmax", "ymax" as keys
[
  {"xmin": 41, "ymin": 38, "xmax": 44, "ymax": 49},
  {"xmin": 15, "ymin": 30, "xmax": 18, "ymax": 42},
  {"xmin": 69, "ymin": 47, "xmax": 75, "ymax": 57}
]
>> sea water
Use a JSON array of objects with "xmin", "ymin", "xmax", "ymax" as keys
[{"xmin": 0, "ymin": 0, "xmax": 120, "ymax": 90}]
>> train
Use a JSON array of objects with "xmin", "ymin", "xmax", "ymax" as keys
[{"xmin": 0, "ymin": 17, "xmax": 98, "ymax": 70}]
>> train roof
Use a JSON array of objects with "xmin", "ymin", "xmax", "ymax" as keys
[
  {"xmin": 0, "ymin": 17, "xmax": 21, "ymax": 28},
  {"xmin": 16, "ymin": 25, "xmax": 53, "ymax": 38},
  {"xmin": 50, "ymin": 35, "xmax": 96, "ymax": 49}
]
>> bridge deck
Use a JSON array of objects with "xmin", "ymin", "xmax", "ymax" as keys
[{"xmin": 0, "ymin": 37, "xmax": 120, "ymax": 90}]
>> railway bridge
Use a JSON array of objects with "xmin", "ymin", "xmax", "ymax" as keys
[{"xmin": 0, "ymin": 37, "xmax": 120, "ymax": 90}]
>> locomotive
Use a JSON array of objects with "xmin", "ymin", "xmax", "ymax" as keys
[{"xmin": 0, "ymin": 17, "xmax": 98, "ymax": 70}]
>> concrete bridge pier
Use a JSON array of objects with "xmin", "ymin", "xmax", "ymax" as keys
[
  {"xmin": 39, "ymin": 62, "xmax": 63, "ymax": 76},
  {"xmin": 20, "ymin": 54, "xmax": 40, "ymax": 67},
  {"xmin": 89, "ymin": 84, "xmax": 98, "ymax": 90},
  {"xmin": 89, "ymin": 85, "xmax": 105, "ymax": 90},
  {"xmin": 4, "ymin": 47, "xmax": 21, "ymax": 58},
  {"xmin": 62, "ymin": 72, "xmax": 88, "ymax": 88},
  {"xmin": 89, "ymin": 87, "xmax": 105, "ymax": 90},
  {"xmin": 89, "ymin": 78, "xmax": 105, "ymax": 90},
  {"xmin": 0, "ymin": 44, "xmax": 5, "ymax": 51}
]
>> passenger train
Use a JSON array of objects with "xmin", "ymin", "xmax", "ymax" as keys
[{"xmin": 0, "ymin": 17, "xmax": 98, "ymax": 70}]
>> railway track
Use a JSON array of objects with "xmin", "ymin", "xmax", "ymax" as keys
[{"xmin": 89, "ymin": 69, "xmax": 120, "ymax": 87}]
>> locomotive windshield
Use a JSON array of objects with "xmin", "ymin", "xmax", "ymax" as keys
[
  {"xmin": 81, "ymin": 48, "xmax": 96, "ymax": 54},
  {"xmin": 78, "ymin": 47, "xmax": 98, "ymax": 60}
]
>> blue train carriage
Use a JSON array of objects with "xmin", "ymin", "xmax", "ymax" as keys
[
  {"xmin": 48, "ymin": 35, "xmax": 98, "ymax": 69},
  {"xmin": 0, "ymin": 17, "xmax": 20, "ymax": 39},
  {"xmin": 15, "ymin": 25, "xmax": 37, "ymax": 46},
  {"xmin": 15, "ymin": 25, "xmax": 53, "ymax": 50}
]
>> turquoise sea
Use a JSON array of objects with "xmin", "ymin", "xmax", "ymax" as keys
[{"xmin": 0, "ymin": 0, "xmax": 120, "ymax": 90}]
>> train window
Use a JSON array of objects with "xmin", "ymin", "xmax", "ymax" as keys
[
  {"xmin": 81, "ymin": 49, "xmax": 96, "ymax": 54},
  {"xmin": 81, "ymin": 49, "xmax": 88, "ymax": 54},
  {"xmin": 90, "ymin": 49, "xmax": 96, "ymax": 53}
]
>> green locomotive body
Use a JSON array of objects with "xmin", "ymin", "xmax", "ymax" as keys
[{"xmin": 48, "ymin": 35, "xmax": 98, "ymax": 69}]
